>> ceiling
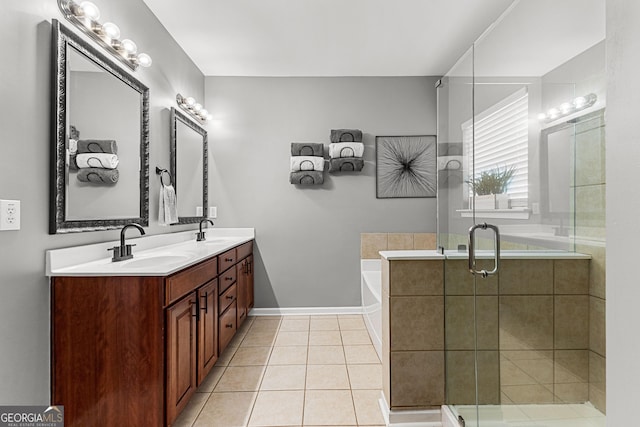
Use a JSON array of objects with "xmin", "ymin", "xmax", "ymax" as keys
[{"xmin": 142, "ymin": 0, "xmax": 515, "ymax": 77}]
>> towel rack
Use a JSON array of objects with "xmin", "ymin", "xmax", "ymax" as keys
[{"xmin": 155, "ymin": 166, "xmax": 172, "ymax": 187}]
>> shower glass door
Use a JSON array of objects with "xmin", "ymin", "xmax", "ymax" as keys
[{"xmin": 438, "ymin": 1, "xmax": 606, "ymax": 426}]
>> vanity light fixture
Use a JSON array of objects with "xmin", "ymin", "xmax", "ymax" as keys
[
  {"xmin": 537, "ymin": 93, "xmax": 597, "ymax": 122},
  {"xmin": 57, "ymin": 0, "xmax": 152, "ymax": 71},
  {"xmin": 176, "ymin": 94, "xmax": 213, "ymax": 123}
]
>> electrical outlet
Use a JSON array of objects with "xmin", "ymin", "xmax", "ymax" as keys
[
  {"xmin": 0, "ymin": 199, "xmax": 20, "ymax": 231},
  {"xmin": 209, "ymin": 207, "xmax": 217, "ymax": 218}
]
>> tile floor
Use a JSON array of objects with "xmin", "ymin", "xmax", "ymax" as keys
[{"xmin": 173, "ymin": 314, "xmax": 385, "ymax": 427}]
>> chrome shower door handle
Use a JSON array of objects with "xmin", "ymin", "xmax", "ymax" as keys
[{"xmin": 468, "ymin": 222, "xmax": 501, "ymax": 278}]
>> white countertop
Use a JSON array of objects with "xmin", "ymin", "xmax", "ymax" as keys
[{"xmin": 46, "ymin": 228, "xmax": 255, "ymax": 277}]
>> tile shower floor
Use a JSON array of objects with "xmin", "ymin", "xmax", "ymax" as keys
[{"xmin": 173, "ymin": 314, "xmax": 386, "ymax": 427}]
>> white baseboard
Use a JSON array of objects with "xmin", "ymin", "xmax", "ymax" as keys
[
  {"xmin": 378, "ymin": 392, "xmax": 443, "ymax": 427},
  {"xmin": 249, "ymin": 306, "xmax": 363, "ymax": 316}
]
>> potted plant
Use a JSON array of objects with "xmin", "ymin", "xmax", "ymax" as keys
[{"xmin": 468, "ymin": 165, "xmax": 516, "ymax": 209}]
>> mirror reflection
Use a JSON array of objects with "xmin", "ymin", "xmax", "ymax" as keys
[
  {"xmin": 66, "ymin": 46, "xmax": 141, "ymax": 220},
  {"xmin": 170, "ymin": 107, "xmax": 208, "ymax": 224},
  {"xmin": 50, "ymin": 20, "xmax": 149, "ymax": 233}
]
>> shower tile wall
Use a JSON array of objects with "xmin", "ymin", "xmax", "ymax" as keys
[
  {"xmin": 445, "ymin": 258, "xmax": 591, "ymax": 406},
  {"xmin": 361, "ymin": 233, "xmax": 437, "ymax": 259},
  {"xmin": 573, "ymin": 113, "xmax": 606, "ymax": 414}
]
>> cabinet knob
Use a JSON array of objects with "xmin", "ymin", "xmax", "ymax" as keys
[
  {"xmin": 225, "ymin": 257, "xmax": 234, "ymax": 262},
  {"xmin": 225, "ymin": 323, "xmax": 233, "ymax": 328},
  {"xmin": 225, "ymin": 276, "xmax": 232, "ymax": 281},
  {"xmin": 226, "ymin": 295, "xmax": 234, "ymax": 300}
]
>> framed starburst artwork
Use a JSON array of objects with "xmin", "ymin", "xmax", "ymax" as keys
[{"xmin": 375, "ymin": 135, "xmax": 437, "ymax": 198}]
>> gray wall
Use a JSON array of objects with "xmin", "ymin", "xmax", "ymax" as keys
[
  {"xmin": 606, "ymin": 0, "xmax": 640, "ymax": 423},
  {"xmin": 204, "ymin": 77, "xmax": 438, "ymax": 308},
  {"xmin": 0, "ymin": 0, "xmax": 204, "ymax": 403}
]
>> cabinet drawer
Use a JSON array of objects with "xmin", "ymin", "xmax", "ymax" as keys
[
  {"xmin": 218, "ymin": 248, "xmax": 237, "ymax": 274},
  {"xmin": 219, "ymin": 301, "xmax": 237, "ymax": 354},
  {"xmin": 219, "ymin": 283, "xmax": 237, "ymax": 314},
  {"xmin": 166, "ymin": 257, "xmax": 218, "ymax": 306},
  {"xmin": 219, "ymin": 266, "xmax": 237, "ymax": 294},
  {"xmin": 236, "ymin": 240, "xmax": 253, "ymax": 261}
]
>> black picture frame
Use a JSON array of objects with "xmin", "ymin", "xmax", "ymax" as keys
[{"xmin": 375, "ymin": 135, "xmax": 437, "ymax": 198}]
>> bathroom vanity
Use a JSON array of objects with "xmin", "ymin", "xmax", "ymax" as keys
[{"xmin": 47, "ymin": 229, "xmax": 254, "ymax": 427}]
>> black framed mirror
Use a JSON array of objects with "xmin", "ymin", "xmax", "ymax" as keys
[
  {"xmin": 170, "ymin": 107, "xmax": 208, "ymax": 224},
  {"xmin": 50, "ymin": 19, "xmax": 149, "ymax": 234}
]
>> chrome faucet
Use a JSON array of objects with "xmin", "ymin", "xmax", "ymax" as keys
[
  {"xmin": 108, "ymin": 223, "xmax": 146, "ymax": 262},
  {"xmin": 196, "ymin": 219, "xmax": 214, "ymax": 241}
]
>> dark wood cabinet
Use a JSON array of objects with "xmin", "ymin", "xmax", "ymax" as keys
[
  {"xmin": 166, "ymin": 294, "xmax": 198, "ymax": 423},
  {"xmin": 51, "ymin": 240, "xmax": 253, "ymax": 427},
  {"xmin": 236, "ymin": 259, "xmax": 248, "ymax": 327}
]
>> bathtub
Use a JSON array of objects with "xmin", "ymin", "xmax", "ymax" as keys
[{"xmin": 361, "ymin": 259, "xmax": 382, "ymax": 361}]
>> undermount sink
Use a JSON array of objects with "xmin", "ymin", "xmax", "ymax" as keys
[{"xmin": 119, "ymin": 254, "xmax": 193, "ymax": 269}]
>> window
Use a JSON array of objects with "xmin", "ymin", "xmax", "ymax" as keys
[{"xmin": 462, "ymin": 88, "xmax": 529, "ymax": 202}]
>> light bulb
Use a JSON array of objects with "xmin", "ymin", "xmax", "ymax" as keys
[
  {"xmin": 560, "ymin": 103, "xmax": 572, "ymax": 114},
  {"xmin": 206, "ymin": 113, "xmax": 213, "ymax": 121},
  {"xmin": 121, "ymin": 39, "xmax": 137, "ymax": 54},
  {"xmin": 194, "ymin": 103, "xmax": 202, "ymax": 112},
  {"xmin": 137, "ymin": 53, "xmax": 152, "ymax": 67},
  {"xmin": 79, "ymin": 1, "xmax": 100, "ymax": 20},
  {"xmin": 574, "ymin": 96, "xmax": 587, "ymax": 108},
  {"xmin": 102, "ymin": 22, "xmax": 120, "ymax": 39},
  {"xmin": 200, "ymin": 109, "xmax": 209, "ymax": 117},
  {"xmin": 537, "ymin": 113, "xmax": 547, "ymax": 120},
  {"xmin": 548, "ymin": 108, "xmax": 559, "ymax": 119},
  {"xmin": 185, "ymin": 97, "xmax": 196, "ymax": 106}
]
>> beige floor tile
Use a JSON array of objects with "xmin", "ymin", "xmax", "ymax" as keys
[
  {"xmin": 248, "ymin": 390, "xmax": 304, "ymax": 426},
  {"xmin": 310, "ymin": 316, "xmax": 340, "ymax": 331},
  {"xmin": 268, "ymin": 346, "xmax": 308, "ymax": 365},
  {"xmin": 344, "ymin": 345, "xmax": 380, "ymax": 364},
  {"xmin": 196, "ymin": 366, "xmax": 225, "ymax": 393},
  {"xmin": 279, "ymin": 318, "xmax": 310, "ymax": 332},
  {"xmin": 241, "ymin": 330, "xmax": 278, "ymax": 347},
  {"xmin": 214, "ymin": 366, "xmax": 265, "ymax": 392},
  {"xmin": 303, "ymin": 390, "xmax": 357, "ymax": 425},
  {"xmin": 352, "ymin": 389, "xmax": 385, "ymax": 425},
  {"xmin": 283, "ymin": 315, "xmax": 310, "ymax": 320},
  {"xmin": 338, "ymin": 314, "xmax": 363, "ymax": 320},
  {"xmin": 229, "ymin": 346, "xmax": 272, "ymax": 366},
  {"xmin": 309, "ymin": 330, "xmax": 343, "ymax": 346},
  {"xmin": 260, "ymin": 365, "xmax": 306, "ymax": 390},
  {"xmin": 172, "ymin": 392, "xmax": 209, "ymax": 427},
  {"xmin": 227, "ymin": 331, "xmax": 245, "ymax": 349},
  {"xmin": 307, "ymin": 346, "xmax": 346, "ymax": 365},
  {"xmin": 250, "ymin": 318, "xmax": 282, "ymax": 333},
  {"xmin": 338, "ymin": 317, "xmax": 366, "ymax": 330},
  {"xmin": 306, "ymin": 364, "xmax": 350, "ymax": 389},
  {"xmin": 347, "ymin": 364, "xmax": 382, "ymax": 390},
  {"xmin": 217, "ymin": 346, "xmax": 238, "ymax": 366},
  {"xmin": 341, "ymin": 330, "xmax": 372, "ymax": 345},
  {"xmin": 193, "ymin": 391, "xmax": 256, "ymax": 427},
  {"xmin": 275, "ymin": 331, "xmax": 309, "ymax": 346}
]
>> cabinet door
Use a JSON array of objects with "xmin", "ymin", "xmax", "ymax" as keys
[
  {"xmin": 247, "ymin": 255, "xmax": 254, "ymax": 310},
  {"xmin": 236, "ymin": 260, "xmax": 247, "ymax": 327},
  {"xmin": 166, "ymin": 294, "xmax": 197, "ymax": 425},
  {"xmin": 198, "ymin": 279, "xmax": 218, "ymax": 385}
]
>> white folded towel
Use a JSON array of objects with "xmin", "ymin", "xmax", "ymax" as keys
[
  {"xmin": 75, "ymin": 153, "xmax": 119, "ymax": 169},
  {"xmin": 290, "ymin": 156, "xmax": 325, "ymax": 172},
  {"xmin": 159, "ymin": 184, "xmax": 179, "ymax": 226},
  {"xmin": 438, "ymin": 156, "xmax": 463, "ymax": 171},
  {"xmin": 328, "ymin": 142, "xmax": 364, "ymax": 159}
]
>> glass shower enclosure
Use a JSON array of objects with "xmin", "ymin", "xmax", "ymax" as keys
[{"xmin": 436, "ymin": 1, "xmax": 606, "ymax": 426}]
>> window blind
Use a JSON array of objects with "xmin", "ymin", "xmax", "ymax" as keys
[{"xmin": 462, "ymin": 88, "xmax": 529, "ymax": 201}]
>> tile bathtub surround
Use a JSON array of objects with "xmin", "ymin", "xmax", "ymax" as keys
[
  {"xmin": 172, "ymin": 314, "xmax": 385, "ymax": 427},
  {"xmin": 360, "ymin": 232, "xmax": 436, "ymax": 259}
]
